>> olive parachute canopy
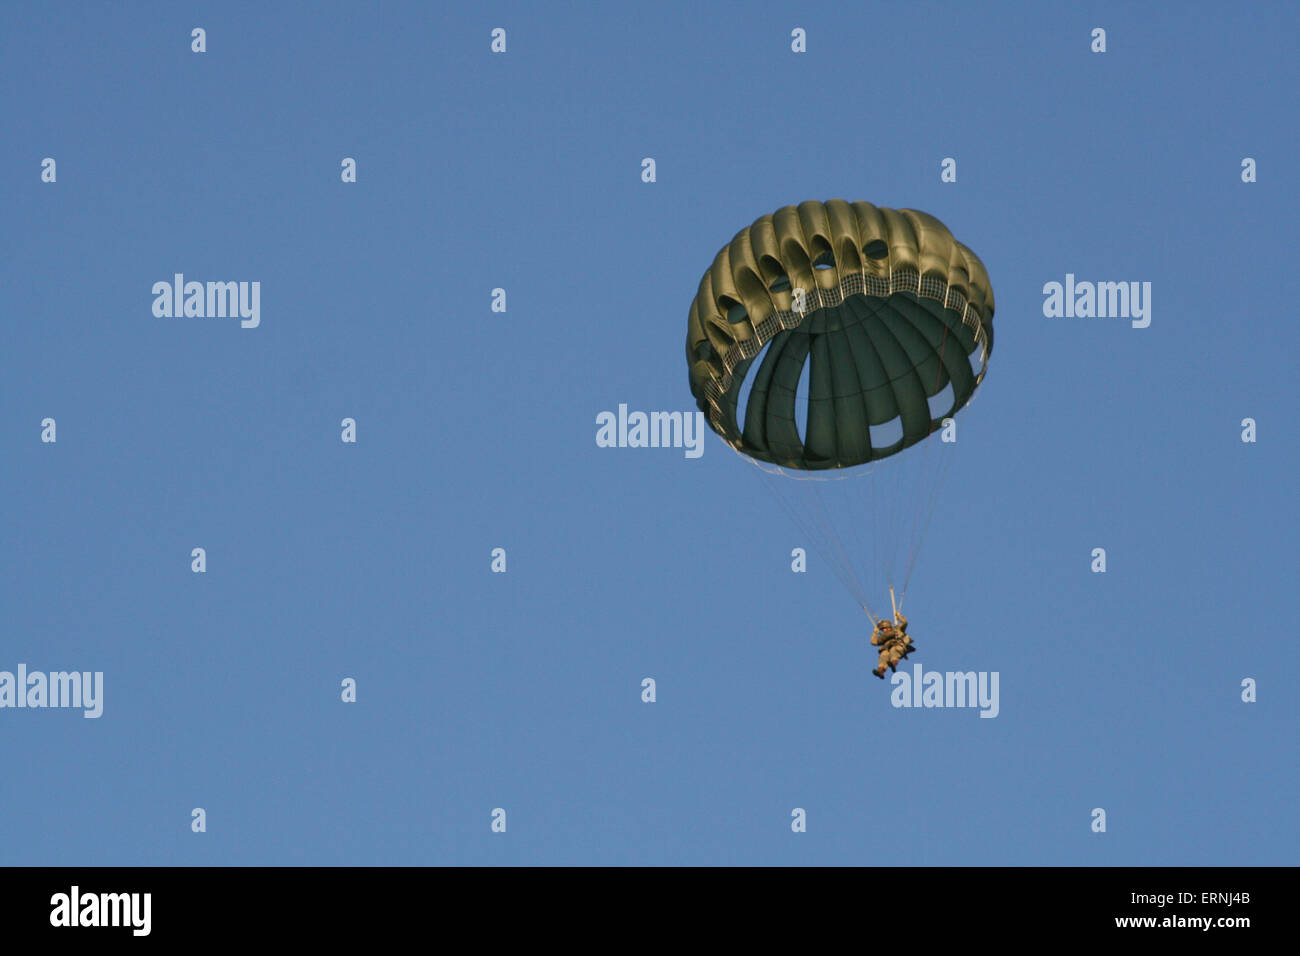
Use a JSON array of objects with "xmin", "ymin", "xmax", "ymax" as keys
[{"xmin": 686, "ymin": 200, "xmax": 994, "ymax": 469}]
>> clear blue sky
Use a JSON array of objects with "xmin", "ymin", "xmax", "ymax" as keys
[{"xmin": 2, "ymin": 1, "xmax": 1295, "ymax": 865}]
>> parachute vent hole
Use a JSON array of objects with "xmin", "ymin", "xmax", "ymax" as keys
[
  {"xmin": 694, "ymin": 341, "xmax": 716, "ymax": 363},
  {"xmin": 813, "ymin": 251, "xmax": 835, "ymax": 270},
  {"xmin": 769, "ymin": 274, "xmax": 791, "ymax": 293},
  {"xmin": 927, "ymin": 382, "xmax": 955, "ymax": 423},
  {"xmin": 795, "ymin": 357, "xmax": 811, "ymax": 444},
  {"xmin": 869, "ymin": 416, "xmax": 904, "ymax": 450},
  {"xmin": 862, "ymin": 239, "xmax": 889, "ymax": 260},
  {"xmin": 735, "ymin": 356, "xmax": 759, "ymax": 430},
  {"xmin": 725, "ymin": 302, "xmax": 749, "ymax": 325}
]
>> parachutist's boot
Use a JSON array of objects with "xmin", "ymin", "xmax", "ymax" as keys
[{"xmin": 872, "ymin": 667, "xmax": 885, "ymax": 679}]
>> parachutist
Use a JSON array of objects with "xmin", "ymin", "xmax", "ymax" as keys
[{"xmin": 870, "ymin": 612, "xmax": 915, "ymax": 679}]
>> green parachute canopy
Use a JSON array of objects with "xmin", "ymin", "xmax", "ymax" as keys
[{"xmin": 686, "ymin": 200, "xmax": 994, "ymax": 470}]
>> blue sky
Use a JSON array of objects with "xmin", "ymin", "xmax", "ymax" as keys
[{"xmin": 1, "ymin": 1, "xmax": 1295, "ymax": 865}]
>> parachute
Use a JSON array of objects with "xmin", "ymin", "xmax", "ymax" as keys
[{"xmin": 686, "ymin": 200, "xmax": 994, "ymax": 621}]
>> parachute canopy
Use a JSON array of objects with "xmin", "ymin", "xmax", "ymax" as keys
[{"xmin": 686, "ymin": 200, "xmax": 994, "ymax": 470}]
